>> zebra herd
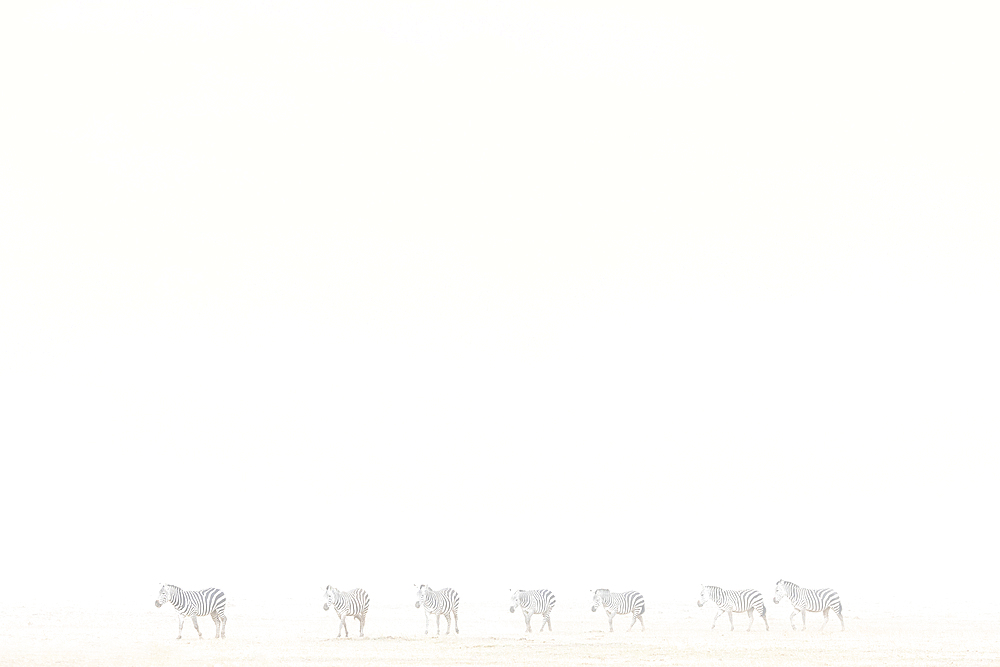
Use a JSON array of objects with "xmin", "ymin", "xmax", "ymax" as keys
[
  {"xmin": 154, "ymin": 580, "xmax": 844, "ymax": 639},
  {"xmin": 696, "ymin": 581, "xmax": 844, "ymax": 632}
]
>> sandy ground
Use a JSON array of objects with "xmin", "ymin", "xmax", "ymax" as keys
[{"xmin": 2, "ymin": 599, "xmax": 998, "ymax": 666}]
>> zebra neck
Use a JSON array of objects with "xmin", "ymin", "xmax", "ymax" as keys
[{"xmin": 167, "ymin": 587, "xmax": 184, "ymax": 607}]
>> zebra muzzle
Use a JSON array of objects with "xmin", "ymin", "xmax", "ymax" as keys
[
  {"xmin": 591, "ymin": 605, "xmax": 598, "ymax": 612},
  {"xmin": 323, "ymin": 603, "xmax": 329, "ymax": 611},
  {"xmin": 415, "ymin": 602, "xmax": 421, "ymax": 609},
  {"xmin": 509, "ymin": 606, "xmax": 516, "ymax": 613},
  {"xmin": 155, "ymin": 601, "xmax": 161, "ymax": 608}
]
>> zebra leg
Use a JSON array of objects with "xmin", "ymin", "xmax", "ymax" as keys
[
  {"xmin": 219, "ymin": 612, "xmax": 226, "ymax": 639},
  {"xmin": 191, "ymin": 615, "xmax": 202, "ymax": 639},
  {"xmin": 424, "ymin": 610, "xmax": 430, "ymax": 635},
  {"xmin": 746, "ymin": 610, "xmax": 754, "ymax": 631},
  {"xmin": 821, "ymin": 609, "xmax": 829, "ymax": 631},
  {"xmin": 628, "ymin": 613, "xmax": 643, "ymax": 631},
  {"xmin": 836, "ymin": 606, "xmax": 845, "ymax": 631},
  {"xmin": 762, "ymin": 607, "xmax": 769, "ymax": 631},
  {"xmin": 341, "ymin": 613, "xmax": 349, "ymax": 638},
  {"xmin": 523, "ymin": 611, "xmax": 532, "ymax": 632},
  {"xmin": 727, "ymin": 610, "xmax": 734, "ymax": 631},
  {"xmin": 800, "ymin": 610, "xmax": 807, "ymax": 631},
  {"xmin": 453, "ymin": 610, "xmax": 459, "ymax": 634},
  {"xmin": 436, "ymin": 612, "xmax": 442, "ymax": 635},
  {"xmin": 445, "ymin": 611, "xmax": 452, "ymax": 635},
  {"xmin": 211, "ymin": 612, "xmax": 221, "ymax": 638},
  {"xmin": 546, "ymin": 612, "xmax": 553, "ymax": 632},
  {"xmin": 606, "ymin": 611, "xmax": 615, "ymax": 632},
  {"xmin": 359, "ymin": 613, "xmax": 366, "ymax": 638},
  {"xmin": 789, "ymin": 610, "xmax": 797, "ymax": 630},
  {"xmin": 177, "ymin": 615, "xmax": 185, "ymax": 640},
  {"xmin": 712, "ymin": 610, "xmax": 722, "ymax": 630}
]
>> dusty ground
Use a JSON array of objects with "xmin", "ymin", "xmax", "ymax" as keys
[{"xmin": 2, "ymin": 599, "xmax": 997, "ymax": 666}]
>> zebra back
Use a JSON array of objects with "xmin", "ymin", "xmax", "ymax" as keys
[{"xmin": 701, "ymin": 586, "xmax": 765, "ymax": 613}]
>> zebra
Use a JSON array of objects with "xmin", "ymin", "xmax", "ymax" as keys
[
  {"xmin": 509, "ymin": 589, "xmax": 556, "ymax": 633},
  {"xmin": 697, "ymin": 585, "xmax": 769, "ymax": 631},
  {"xmin": 322, "ymin": 586, "xmax": 370, "ymax": 638},
  {"xmin": 154, "ymin": 584, "xmax": 227, "ymax": 639},
  {"xmin": 590, "ymin": 589, "xmax": 645, "ymax": 632},
  {"xmin": 773, "ymin": 579, "xmax": 844, "ymax": 631},
  {"xmin": 414, "ymin": 584, "xmax": 460, "ymax": 635}
]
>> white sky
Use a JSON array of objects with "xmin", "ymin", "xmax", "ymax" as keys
[{"xmin": 1, "ymin": 2, "xmax": 998, "ymax": 614}]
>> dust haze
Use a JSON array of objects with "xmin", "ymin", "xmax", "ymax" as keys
[{"xmin": 1, "ymin": 2, "xmax": 998, "ymax": 665}]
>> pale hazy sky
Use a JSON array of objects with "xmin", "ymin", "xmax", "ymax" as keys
[{"xmin": 1, "ymin": 2, "xmax": 997, "ymax": 613}]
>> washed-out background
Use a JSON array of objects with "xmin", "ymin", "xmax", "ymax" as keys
[{"xmin": 1, "ymin": 1, "xmax": 997, "ymax": 625}]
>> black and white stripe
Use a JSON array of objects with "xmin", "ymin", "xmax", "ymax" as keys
[
  {"xmin": 323, "ymin": 586, "xmax": 370, "ymax": 638},
  {"xmin": 414, "ymin": 584, "xmax": 460, "ymax": 635},
  {"xmin": 509, "ymin": 589, "xmax": 557, "ymax": 633},
  {"xmin": 773, "ymin": 579, "xmax": 844, "ymax": 631},
  {"xmin": 590, "ymin": 589, "xmax": 645, "ymax": 632},
  {"xmin": 697, "ymin": 585, "xmax": 769, "ymax": 631},
  {"xmin": 155, "ymin": 584, "xmax": 227, "ymax": 639}
]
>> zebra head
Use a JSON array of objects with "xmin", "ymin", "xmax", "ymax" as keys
[
  {"xmin": 323, "ymin": 585, "xmax": 336, "ymax": 611},
  {"xmin": 774, "ymin": 580, "xmax": 789, "ymax": 605},
  {"xmin": 697, "ymin": 585, "xmax": 707, "ymax": 607},
  {"xmin": 154, "ymin": 584, "xmax": 169, "ymax": 608},
  {"xmin": 509, "ymin": 589, "xmax": 524, "ymax": 613},
  {"xmin": 415, "ymin": 584, "xmax": 427, "ymax": 609},
  {"xmin": 591, "ymin": 589, "xmax": 610, "ymax": 612}
]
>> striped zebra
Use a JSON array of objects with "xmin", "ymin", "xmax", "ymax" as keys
[
  {"xmin": 154, "ymin": 584, "xmax": 227, "ymax": 639},
  {"xmin": 322, "ymin": 586, "xmax": 370, "ymax": 638},
  {"xmin": 697, "ymin": 585, "xmax": 769, "ymax": 631},
  {"xmin": 590, "ymin": 589, "xmax": 645, "ymax": 632},
  {"xmin": 414, "ymin": 584, "xmax": 460, "ymax": 635},
  {"xmin": 509, "ymin": 589, "xmax": 557, "ymax": 633},
  {"xmin": 773, "ymin": 579, "xmax": 844, "ymax": 631}
]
